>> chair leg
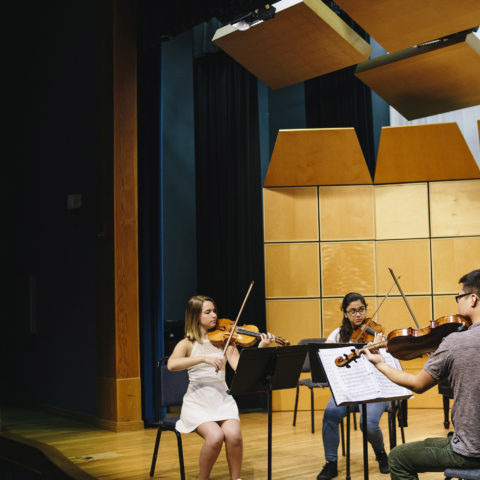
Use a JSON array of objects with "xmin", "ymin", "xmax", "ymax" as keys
[
  {"xmin": 353, "ymin": 410, "xmax": 357, "ymax": 431},
  {"xmin": 174, "ymin": 430, "xmax": 185, "ymax": 480},
  {"xmin": 310, "ymin": 387, "xmax": 315, "ymax": 434},
  {"xmin": 149, "ymin": 428, "xmax": 163, "ymax": 479},
  {"xmin": 443, "ymin": 395, "xmax": 450, "ymax": 429},
  {"xmin": 293, "ymin": 384, "xmax": 300, "ymax": 426},
  {"xmin": 340, "ymin": 418, "xmax": 345, "ymax": 457}
]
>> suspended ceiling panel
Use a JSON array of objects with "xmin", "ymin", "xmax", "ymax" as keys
[
  {"xmin": 374, "ymin": 123, "xmax": 480, "ymax": 184},
  {"xmin": 334, "ymin": 0, "xmax": 480, "ymax": 53},
  {"xmin": 264, "ymin": 128, "xmax": 372, "ymax": 187},
  {"xmin": 212, "ymin": 0, "xmax": 371, "ymax": 90},
  {"xmin": 355, "ymin": 32, "xmax": 480, "ymax": 120}
]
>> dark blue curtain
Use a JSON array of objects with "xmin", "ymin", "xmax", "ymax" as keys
[{"xmin": 193, "ymin": 50, "xmax": 267, "ymax": 409}]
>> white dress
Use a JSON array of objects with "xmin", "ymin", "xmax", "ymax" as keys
[{"xmin": 175, "ymin": 339, "xmax": 239, "ymax": 433}]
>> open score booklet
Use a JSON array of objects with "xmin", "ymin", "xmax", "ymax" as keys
[{"xmin": 318, "ymin": 346, "xmax": 413, "ymax": 406}]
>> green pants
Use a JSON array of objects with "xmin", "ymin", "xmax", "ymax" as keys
[{"xmin": 389, "ymin": 436, "xmax": 480, "ymax": 480}]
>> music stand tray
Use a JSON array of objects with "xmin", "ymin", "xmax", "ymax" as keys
[{"xmin": 228, "ymin": 345, "xmax": 308, "ymax": 480}]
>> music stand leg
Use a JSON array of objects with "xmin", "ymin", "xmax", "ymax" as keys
[
  {"xmin": 268, "ymin": 388, "xmax": 272, "ymax": 480},
  {"xmin": 362, "ymin": 404, "xmax": 369, "ymax": 480},
  {"xmin": 346, "ymin": 407, "xmax": 351, "ymax": 480}
]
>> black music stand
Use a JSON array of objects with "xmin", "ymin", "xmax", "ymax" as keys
[
  {"xmin": 309, "ymin": 343, "xmax": 358, "ymax": 480},
  {"xmin": 228, "ymin": 345, "xmax": 308, "ymax": 480}
]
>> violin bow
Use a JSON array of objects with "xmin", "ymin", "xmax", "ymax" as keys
[
  {"xmin": 361, "ymin": 275, "xmax": 401, "ymax": 332},
  {"xmin": 388, "ymin": 267, "xmax": 421, "ymax": 329},
  {"xmin": 222, "ymin": 280, "xmax": 255, "ymax": 356}
]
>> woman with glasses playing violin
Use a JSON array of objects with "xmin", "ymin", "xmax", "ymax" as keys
[{"xmin": 316, "ymin": 292, "xmax": 390, "ymax": 480}]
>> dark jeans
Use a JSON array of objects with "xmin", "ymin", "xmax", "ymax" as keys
[{"xmin": 389, "ymin": 436, "xmax": 480, "ymax": 480}]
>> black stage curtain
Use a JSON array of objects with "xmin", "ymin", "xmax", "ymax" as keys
[
  {"xmin": 305, "ymin": 65, "xmax": 375, "ymax": 178},
  {"xmin": 194, "ymin": 50, "xmax": 267, "ymax": 344},
  {"xmin": 304, "ymin": 4, "xmax": 376, "ymax": 178}
]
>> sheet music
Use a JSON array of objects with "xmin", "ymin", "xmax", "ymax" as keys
[{"xmin": 318, "ymin": 346, "xmax": 412, "ymax": 405}]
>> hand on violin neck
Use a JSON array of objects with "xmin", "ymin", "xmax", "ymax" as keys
[
  {"xmin": 258, "ymin": 332, "xmax": 275, "ymax": 348},
  {"xmin": 363, "ymin": 346, "xmax": 385, "ymax": 366}
]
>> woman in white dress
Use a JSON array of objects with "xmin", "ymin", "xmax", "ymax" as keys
[{"xmin": 168, "ymin": 295, "xmax": 274, "ymax": 480}]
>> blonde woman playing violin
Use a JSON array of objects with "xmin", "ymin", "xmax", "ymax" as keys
[{"xmin": 168, "ymin": 295, "xmax": 274, "ymax": 480}]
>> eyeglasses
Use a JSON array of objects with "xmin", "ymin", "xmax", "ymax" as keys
[
  {"xmin": 346, "ymin": 307, "xmax": 366, "ymax": 315},
  {"xmin": 455, "ymin": 292, "xmax": 471, "ymax": 303}
]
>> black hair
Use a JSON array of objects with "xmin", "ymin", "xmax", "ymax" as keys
[
  {"xmin": 459, "ymin": 269, "xmax": 480, "ymax": 296},
  {"xmin": 339, "ymin": 292, "xmax": 367, "ymax": 343}
]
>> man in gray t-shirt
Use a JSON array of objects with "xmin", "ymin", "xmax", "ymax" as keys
[{"xmin": 364, "ymin": 269, "xmax": 480, "ymax": 480}]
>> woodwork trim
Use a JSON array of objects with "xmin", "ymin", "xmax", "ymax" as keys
[{"xmin": 95, "ymin": 0, "xmax": 142, "ymax": 431}]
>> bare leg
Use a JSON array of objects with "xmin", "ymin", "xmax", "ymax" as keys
[
  {"xmin": 221, "ymin": 419, "xmax": 243, "ymax": 480},
  {"xmin": 196, "ymin": 422, "xmax": 225, "ymax": 480}
]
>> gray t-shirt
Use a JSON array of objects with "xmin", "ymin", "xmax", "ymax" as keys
[{"xmin": 424, "ymin": 321, "xmax": 480, "ymax": 457}]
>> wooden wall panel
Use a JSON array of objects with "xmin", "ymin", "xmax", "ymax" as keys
[
  {"xmin": 430, "ymin": 179, "xmax": 480, "ymax": 237},
  {"xmin": 319, "ymin": 185, "xmax": 374, "ymax": 240},
  {"xmin": 376, "ymin": 296, "xmax": 432, "ymax": 339},
  {"xmin": 374, "ymin": 124, "xmax": 480, "ymax": 183},
  {"xmin": 431, "ymin": 237, "xmax": 480, "ymax": 293},
  {"xmin": 320, "ymin": 242, "xmax": 376, "ymax": 296},
  {"xmin": 267, "ymin": 299, "xmax": 325, "ymax": 411},
  {"xmin": 374, "ymin": 183, "xmax": 429, "ymax": 239},
  {"xmin": 265, "ymin": 243, "xmax": 320, "ymax": 298},
  {"xmin": 433, "ymin": 295, "xmax": 459, "ymax": 319},
  {"xmin": 262, "ymin": 128, "xmax": 480, "ymax": 412},
  {"xmin": 266, "ymin": 299, "xmax": 321, "ymax": 348},
  {"xmin": 263, "ymin": 187, "xmax": 318, "ymax": 242},
  {"xmin": 264, "ymin": 129, "xmax": 372, "ymax": 187},
  {"xmin": 376, "ymin": 240, "xmax": 431, "ymax": 295}
]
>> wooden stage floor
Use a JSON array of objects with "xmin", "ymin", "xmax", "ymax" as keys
[{"xmin": 1, "ymin": 406, "xmax": 449, "ymax": 479}]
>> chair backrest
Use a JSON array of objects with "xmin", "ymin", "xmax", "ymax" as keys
[
  {"xmin": 297, "ymin": 338, "xmax": 326, "ymax": 373},
  {"xmin": 157, "ymin": 361, "xmax": 189, "ymax": 408}
]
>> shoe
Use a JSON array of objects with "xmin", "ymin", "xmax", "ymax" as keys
[
  {"xmin": 376, "ymin": 450, "xmax": 389, "ymax": 474},
  {"xmin": 317, "ymin": 461, "xmax": 338, "ymax": 480}
]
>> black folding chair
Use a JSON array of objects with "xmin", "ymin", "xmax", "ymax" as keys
[{"xmin": 149, "ymin": 358, "xmax": 189, "ymax": 480}]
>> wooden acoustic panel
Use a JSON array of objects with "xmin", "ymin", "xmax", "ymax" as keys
[
  {"xmin": 265, "ymin": 243, "xmax": 320, "ymax": 298},
  {"xmin": 430, "ymin": 180, "xmax": 480, "ymax": 237},
  {"xmin": 263, "ymin": 187, "xmax": 318, "ymax": 242},
  {"xmin": 375, "ymin": 124, "xmax": 479, "ymax": 184},
  {"xmin": 319, "ymin": 185, "xmax": 374, "ymax": 241},
  {"xmin": 356, "ymin": 33, "xmax": 480, "ymax": 121},
  {"xmin": 213, "ymin": 0, "xmax": 371, "ymax": 90},
  {"xmin": 374, "ymin": 184, "xmax": 429, "ymax": 240},
  {"xmin": 376, "ymin": 240, "xmax": 431, "ymax": 295},
  {"xmin": 335, "ymin": 0, "xmax": 480, "ymax": 53},
  {"xmin": 266, "ymin": 299, "xmax": 321, "ymax": 348},
  {"xmin": 431, "ymin": 237, "xmax": 480, "ymax": 294},
  {"xmin": 376, "ymin": 296, "xmax": 432, "ymax": 345},
  {"xmin": 375, "ymin": 124, "xmax": 480, "ymax": 184},
  {"xmin": 264, "ymin": 129, "xmax": 372, "ymax": 187},
  {"xmin": 320, "ymin": 241, "xmax": 376, "ymax": 296},
  {"xmin": 434, "ymin": 295, "xmax": 460, "ymax": 320}
]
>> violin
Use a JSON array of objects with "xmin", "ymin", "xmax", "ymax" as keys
[
  {"xmin": 350, "ymin": 317, "xmax": 384, "ymax": 343},
  {"xmin": 208, "ymin": 318, "xmax": 290, "ymax": 348},
  {"xmin": 335, "ymin": 314, "xmax": 472, "ymax": 367}
]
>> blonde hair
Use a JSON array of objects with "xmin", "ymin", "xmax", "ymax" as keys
[{"xmin": 184, "ymin": 295, "xmax": 216, "ymax": 342}]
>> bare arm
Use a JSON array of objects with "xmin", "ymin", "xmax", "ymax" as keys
[
  {"xmin": 364, "ymin": 348, "xmax": 437, "ymax": 393},
  {"xmin": 167, "ymin": 338, "xmax": 223, "ymax": 372},
  {"xmin": 225, "ymin": 344, "xmax": 240, "ymax": 371}
]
